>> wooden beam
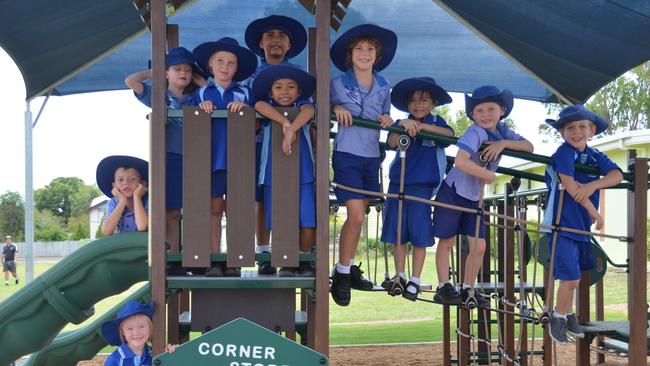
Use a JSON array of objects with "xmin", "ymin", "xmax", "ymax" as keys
[{"xmin": 504, "ymin": 184, "xmax": 515, "ymax": 366}]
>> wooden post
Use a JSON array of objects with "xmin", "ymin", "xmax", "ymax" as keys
[
  {"xmin": 576, "ymin": 271, "xmax": 590, "ymax": 366},
  {"xmin": 518, "ymin": 197, "xmax": 528, "ymax": 366},
  {"xmin": 458, "ymin": 238, "xmax": 469, "ymax": 366},
  {"xmin": 627, "ymin": 152, "xmax": 647, "ymax": 365},
  {"xmin": 595, "ymin": 265, "xmax": 604, "ymax": 365},
  {"xmin": 149, "ymin": 0, "xmax": 167, "ymax": 355},
  {"xmin": 308, "ymin": 0, "xmax": 330, "ymax": 353},
  {"xmin": 504, "ymin": 183, "xmax": 515, "ymax": 365},
  {"xmin": 443, "ymin": 304, "xmax": 451, "ymax": 366},
  {"xmin": 478, "ymin": 203, "xmax": 491, "ymax": 364}
]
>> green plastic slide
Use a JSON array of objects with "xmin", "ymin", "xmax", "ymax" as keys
[
  {"xmin": 21, "ymin": 284, "xmax": 150, "ymax": 366},
  {"xmin": 0, "ymin": 232, "xmax": 148, "ymax": 365}
]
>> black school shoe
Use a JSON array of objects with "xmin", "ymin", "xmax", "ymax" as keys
[
  {"xmin": 566, "ymin": 313, "xmax": 585, "ymax": 338},
  {"xmin": 402, "ymin": 281, "xmax": 421, "ymax": 302},
  {"xmin": 205, "ymin": 263, "xmax": 225, "ymax": 277},
  {"xmin": 350, "ymin": 263, "xmax": 374, "ymax": 291},
  {"xmin": 549, "ymin": 311, "xmax": 569, "ymax": 344},
  {"xmin": 433, "ymin": 283, "xmax": 463, "ymax": 305},
  {"xmin": 223, "ymin": 267, "xmax": 241, "ymax": 277},
  {"xmin": 297, "ymin": 261, "xmax": 315, "ymax": 277},
  {"xmin": 330, "ymin": 269, "xmax": 351, "ymax": 306},
  {"xmin": 460, "ymin": 287, "xmax": 490, "ymax": 309},
  {"xmin": 279, "ymin": 267, "xmax": 297, "ymax": 277},
  {"xmin": 257, "ymin": 251, "xmax": 277, "ymax": 275}
]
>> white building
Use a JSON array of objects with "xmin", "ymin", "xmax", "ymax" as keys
[{"xmin": 87, "ymin": 195, "xmax": 109, "ymax": 240}]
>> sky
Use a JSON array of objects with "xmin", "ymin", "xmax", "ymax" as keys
[{"xmin": 0, "ymin": 47, "xmax": 555, "ymax": 197}]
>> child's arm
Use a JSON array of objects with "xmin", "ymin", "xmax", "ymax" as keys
[
  {"xmin": 133, "ymin": 183, "xmax": 149, "ymax": 232},
  {"xmin": 255, "ymin": 101, "xmax": 292, "ymax": 130},
  {"xmin": 102, "ymin": 192, "xmax": 127, "ymax": 236},
  {"xmin": 333, "ymin": 105, "xmax": 353, "ymax": 126},
  {"xmin": 574, "ymin": 169, "xmax": 623, "ymax": 204},
  {"xmin": 124, "ymin": 70, "xmax": 153, "ymax": 96},
  {"xmin": 481, "ymin": 138, "xmax": 534, "ymax": 163},
  {"xmin": 283, "ymin": 104, "xmax": 315, "ymax": 155},
  {"xmin": 387, "ymin": 119, "xmax": 421, "ymax": 147},
  {"xmin": 454, "ymin": 149, "xmax": 497, "ymax": 184},
  {"xmin": 419, "ymin": 123, "xmax": 455, "ymax": 137},
  {"xmin": 558, "ymin": 173, "xmax": 604, "ymax": 230}
]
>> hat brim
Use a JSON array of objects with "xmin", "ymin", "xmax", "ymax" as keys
[
  {"xmin": 465, "ymin": 89, "xmax": 514, "ymax": 121},
  {"xmin": 193, "ymin": 42, "xmax": 258, "ymax": 82},
  {"xmin": 252, "ymin": 65, "xmax": 315, "ymax": 103},
  {"xmin": 330, "ymin": 24, "xmax": 397, "ymax": 72},
  {"xmin": 391, "ymin": 78, "xmax": 452, "ymax": 112},
  {"xmin": 96, "ymin": 156, "xmax": 149, "ymax": 198},
  {"xmin": 100, "ymin": 303, "xmax": 153, "ymax": 346},
  {"xmin": 245, "ymin": 16, "xmax": 307, "ymax": 59},
  {"xmin": 545, "ymin": 110, "xmax": 609, "ymax": 135}
]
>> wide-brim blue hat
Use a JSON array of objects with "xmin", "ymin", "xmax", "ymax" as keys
[
  {"xmin": 148, "ymin": 47, "xmax": 207, "ymax": 79},
  {"xmin": 101, "ymin": 300, "xmax": 153, "ymax": 346},
  {"xmin": 545, "ymin": 104, "xmax": 609, "ymax": 135},
  {"xmin": 465, "ymin": 85, "xmax": 514, "ymax": 121},
  {"xmin": 245, "ymin": 15, "xmax": 307, "ymax": 59},
  {"xmin": 330, "ymin": 24, "xmax": 397, "ymax": 72},
  {"xmin": 96, "ymin": 155, "xmax": 149, "ymax": 198},
  {"xmin": 391, "ymin": 77, "xmax": 452, "ymax": 112},
  {"xmin": 252, "ymin": 64, "xmax": 315, "ymax": 103},
  {"xmin": 193, "ymin": 37, "xmax": 258, "ymax": 82}
]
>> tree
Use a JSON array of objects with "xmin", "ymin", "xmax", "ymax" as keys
[
  {"xmin": 35, "ymin": 177, "xmax": 85, "ymax": 223},
  {"xmin": 539, "ymin": 61, "xmax": 650, "ymax": 141},
  {"xmin": 0, "ymin": 191, "xmax": 24, "ymax": 241},
  {"xmin": 34, "ymin": 209, "xmax": 67, "ymax": 241},
  {"xmin": 70, "ymin": 185, "xmax": 101, "ymax": 218}
]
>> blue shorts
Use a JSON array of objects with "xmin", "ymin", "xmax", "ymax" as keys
[
  {"xmin": 432, "ymin": 182, "xmax": 485, "ymax": 239},
  {"xmin": 332, "ymin": 151, "xmax": 381, "ymax": 202},
  {"xmin": 381, "ymin": 184, "xmax": 435, "ymax": 247},
  {"xmin": 264, "ymin": 183, "xmax": 316, "ymax": 230},
  {"xmin": 211, "ymin": 170, "xmax": 227, "ymax": 198},
  {"xmin": 548, "ymin": 235, "xmax": 595, "ymax": 281},
  {"xmin": 255, "ymin": 142, "xmax": 264, "ymax": 202},
  {"xmin": 166, "ymin": 152, "xmax": 183, "ymax": 209}
]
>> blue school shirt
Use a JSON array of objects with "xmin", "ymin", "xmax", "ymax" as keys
[
  {"xmin": 135, "ymin": 84, "xmax": 193, "ymax": 155},
  {"xmin": 105, "ymin": 196, "xmax": 149, "ymax": 234},
  {"xmin": 541, "ymin": 142, "xmax": 620, "ymax": 241},
  {"xmin": 387, "ymin": 114, "xmax": 452, "ymax": 192},
  {"xmin": 192, "ymin": 82, "xmax": 251, "ymax": 172},
  {"xmin": 445, "ymin": 123, "xmax": 524, "ymax": 201},
  {"xmin": 104, "ymin": 344, "xmax": 152, "ymax": 366},
  {"xmin": 259, "ymin": 99, "xmax": 314, "ymax": 186},
  {"xmin": 330, "ymin": 69, "xmax": 391, "ymax": 158}
]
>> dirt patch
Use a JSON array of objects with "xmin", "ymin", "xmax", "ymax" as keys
[{"xmin": 78, "ymin": 342, "xmax": 639, "ymax": 365}]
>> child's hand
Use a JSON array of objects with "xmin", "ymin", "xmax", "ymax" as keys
[
  {"xmin": 333, "ymin": 105, "xmax": 353, "ymax": 126},
  {"xmin": 227, "ymin": 101, "xmax": 247, "ymax": 113},
  {"xmin": 485, "ymin": 171, "xmax": 497, "ymax": 184},
  {"xmin": 282, "ymin": 132, "xmax": 296, "ymax": 155},
  {"xmin": 480, "ymin": 140, "xmax": 506, "ymax": 163},
  {"xmin": 574, "ymin": 182, "xmax": 596, "ymax": 203},
  {"xmin": 165, "ymin": 344, "xmax": 178, "ymax": 353},
  {"xmin": 399, "ymin": 119, "xmax": 421, "ymax": 137},
  {"xmin": 591, "ymin": 210, "xmax": 604, "ymax": 230},
  {"xmin": 198, "ymin": 101, "xmax": 215, "ymax": 114},
  {"xmin": 377, "ymin": 114, "xmax": 393, "ymax": 129},
  {"xmin": 111, "ymin": 184, "xmax": 126, "ymax": 203},
  {"xmin": 134, "ymin": 182, "xmax": 148, "ymax": 198},
  {"xmin": 281, "ymin": 121, "xmax": 292, "ymax": 136}
]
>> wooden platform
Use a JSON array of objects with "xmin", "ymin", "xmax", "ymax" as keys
[{"xmin": 167, "ymin": 270, "xmax": 315, "ymax": 289}]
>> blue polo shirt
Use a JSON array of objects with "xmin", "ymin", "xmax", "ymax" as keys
[
  {"xmin": 542, "ymin": 142, "xmax": 620, "ymax": 241},
  {"xmin": 387, "ymin": 114, "xmax": 452, "ymax": 189},
  {"xmin": 192, "ymin": 82, "xmax": 251, "ymax": 171},
  {"xmin": 135, "ymin": 84, "xmax": 193, "ymax": 155},
  {"xmin": 104, "ymin": 344, "xmax": 152, "ymax": 366},
  {"xmin": 330, "ymin": 69, "xmax": 391, "ymax": 158},
  {"xmin": 445, "ymin": 122, "xmax": 524, "ymax": 201},
  {"xmin": 105, "ymin": 197, "xmax": 149, "ymax": 234},
  {"xmin": 259, "ymin": 99, "xmax": 314, "ymax": 186}
]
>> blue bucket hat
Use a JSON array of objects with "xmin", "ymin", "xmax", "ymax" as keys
[
  {"xmin": 252, "ymin": 64, "xmax": 315, "ymax": 103},
  {"xmin": 147, "ymin": 47, "xmax": 208, "ymax": 79},
  {"xmin": 330, "ymin": 24, "xmax": 397, "ymax": 72},
  {"xmin": 465, "ymin": 85, "xmax": 514, "ymax": 121},
  {"xmin": 245, "ymin": 15, "xmax": 307, "ymax": 59},
  {"xmin": 100, "ymin": 300, "xmax": 153, "ymax": 346},
  {"xmin": 545, "ymin": 104, "xmax": 609, "ymax": 135},
  {"xmin": 192, "ymin": 37, "xmax": 258, "ymax": 82},
  {"xmin": 391, "ymin": 77, "xmax": 452, "ymax": 112},
  {"xmin": 96, "ymin": 155, "xmax": 149, "ymax": 198}
]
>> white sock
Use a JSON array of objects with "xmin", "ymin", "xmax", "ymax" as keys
[
  {"xmin": 300, "ymin": 251, "xmax": 311, "ymax": 255},
  {"xmin": 336, "ymin": 262, "xmax": 351, "ymax": 274},
  {"xmin": 398, "ymin": 272, "xmax": 406, "ymax": 281},
  {"xmin": 554, "ymin": 309, "xmax": 567, "ymax": 319},
  {"xmin": 409, "ymin": 276, "xmax": 420, "ymax": 285},
  {"xmin": 437, "ymin": 281, "xmax": 450, "ymax": 289},
  {"xmin": 349, "ymin": 258, "xmax": 355, "ymax": 267},
  {"xmin": 462, "ymin": 283, "xmax": 472, "ymax": 290},
  {"xmin": 406, "ymin": 276, "xmax": 420, "ymax": 294},
  {"xmin": 256, "ymin": 245, "xmax": 270, "ymax": 253}
]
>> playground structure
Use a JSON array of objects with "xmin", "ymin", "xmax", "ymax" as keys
[{"xmin": 0, "ymin": 1, "xmax": 649, "ymax": 365}]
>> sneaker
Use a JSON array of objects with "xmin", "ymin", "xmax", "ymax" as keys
[
  {"xmin": 402, "ymin": 281, "xmax": 420, "ymax": 302},
  {"xmin": 330, "ymin": 269, "xmax": 351, "ymax": 306},
  {"xmin": 460, "ymin": 288, "xmax": 490, "ymax": 309},
  {"xmin": 205, "ymin": 263, "xmax": 225, "ymax": 277},
  {"xmin": 297, "ymin": 262, "xmax": 315, "ymax": 277},
  {"xmin": 257, "ymin": 252, "xmax": 277, "ymax": 275},
  {"xmin": 434, "ymin": 283, "xmax": 463, "ymax": 305},
  {"xmin": 350, "ymin": 263, "xmax": 374, "ymax": 291},
  {"xmin": 166, "ymin": 263, "xmax": 187, "ymax": 276},
  {"xmin": 223, "ymin": 267, "xmax": 241, "ymax": 277},
  {"xmin": 279, "ymin": 267, "xmax": 297, "ymax": 277},
  {"xmin": 566, "ymin": 314, "xmax": 585, "ymax": 338},
  {"xmin": 549, "ymin": 312, "xmax": 569, "ymax": 344}
]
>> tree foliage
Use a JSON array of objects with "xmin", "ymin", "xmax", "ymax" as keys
[
  {"xmin": 35, "ymin": 177, "xmax": 85, "ymax": 223},
  {"xmin": 34, "ymin": 209, "xmax": 67, "ymax": 241},
  {"xmin": 0, "ymin": 191, "xmax": 25, "ymax": 240}
]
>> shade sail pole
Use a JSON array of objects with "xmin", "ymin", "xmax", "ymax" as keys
[{"xmin": 23, "ymin": 101, "xmax": 34, "ymax": 283}]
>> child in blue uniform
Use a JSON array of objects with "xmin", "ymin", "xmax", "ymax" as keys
[
  {"xmin": 243, "ymin": 15, "xmax": 308, "ymax": 275},
  {"xmin": 543, "ymin": 105, "xmax": 622, "ymax": 343},
  {"xmin": 432, "ymin": 86, "xmax": 533, "ymax": 307},
  {"xmin": 381, "ymin": 77, "xmax": 454, "ymax": 301},
  {"xmin": 192, "ymin": 37, "xmax": 258, "ymax": 277},
  {"xmin": 330, "ymin": 24, "xmax": 397, "ymax": 306},
  {"xmin": 97, "ymin": 156, "xmax": 149, "ymax": 236},
  {"xmin": 125, "ymin": 47, "xmax": 205, "ymax": 252},
  {"xmin": 101, "ymin": 300, "xmax": 176, "ymax": 366},
  {"xmin": 253, "ymin": 64, "xmax": 316, "ymax": 277}
]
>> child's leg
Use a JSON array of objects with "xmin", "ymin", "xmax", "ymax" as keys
[
  {"xmin": 393, "ymin": 244, "xmax": 407, "ymax": 275},
  {"xmin": 256, "ymin": 202, "xmax": 271, "ymax": 248},
  {"xmin": 210, "ymin": 197, "xmax": 225, "ymax": 253},
  {"xmin": 411, "ymin": 246, "xmax": 426, "ymax": 279},
  {"xmin": 338, "ymin": 198, "xmax": 367, "ymax": 267},
  {"xmin": 435, "ymin": 237, "xmax": 456, "ymax": 284},
  {"xmin": 166, "ymin": 209, "xmax": 181, "ymax": 250},
  {"xmin": 463, "ymin": 237, "xmax": 486, "ymax": 287},
  {"xmin": 555, "ymin": 279, "xmax": 580, "ymax": 314},
  {"xmin": 300, "ymin": 228, "xmax": 314, "ymax": 253}
]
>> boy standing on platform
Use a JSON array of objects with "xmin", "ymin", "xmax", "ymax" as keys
[{"xmin": 543, "ymin": 105, "xmax": 622, "ymax": 343}]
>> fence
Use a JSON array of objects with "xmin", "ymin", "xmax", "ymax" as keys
[{"xmin": 13, "ymin": 240, "xmax": 84, "ymax": 258}]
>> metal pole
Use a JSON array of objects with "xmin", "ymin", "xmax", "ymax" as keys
[{"xmin": 24, "ymin": 101, "xmax": 34, "ymax": 283}]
